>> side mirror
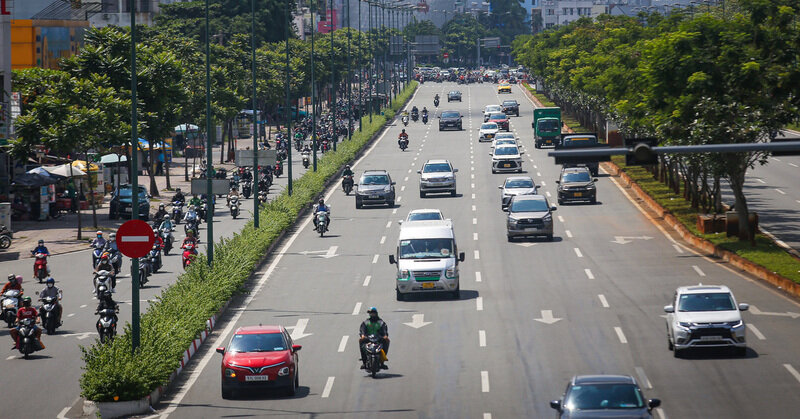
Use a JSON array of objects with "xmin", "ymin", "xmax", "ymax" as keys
[
  {"xmin": 664, "ymin": 305, "xmax": 675, "ymax": 313},
  {"xmin": 416, "ymin": 170, "xmax": 421, "ymax": 174},
  {"xmin": 519, "ymin": 151, "xmax": 525, "ymax": 155},
  {"xmin": 648, "ymin": 399, "xmax": 661, "ymax": 409},
  {"xmin": 497, "ymin": 185, "xmax": 503, "ymax": 189},
  {"xmin": 550, "ymin": 206, "xmax": 557, "ymax": 211},
  {"xmin": 738, "ymin": 303, "xmax": 749, "ymax": 311},
  {"xmin": 391, "ymin": 182, "xmax": 396, "ymax": 185},
  {"xmin": 353, "ymin": 183, "xmax": 358, "ymax": 187},
  {"xmin": 458, "ymin": 252, "xmax": 465, "ymax": 262},
  {"xmin": 398, "ymin": 220, "xmax": 404, "ymax": 225},
  {"xmin": 593, "ymin": 178, "xmax": 599, "ymax": 182},
  {"xmin": 555, "ymin": 180, "xmax": 560, "ymax": 184},
  {"xmin": 389, "ymin": 255, "xmax": 396, "ymax": 264},
  {"xmin": 453, "ymin": 169, "xmax": 459, "ymax": 173},
  {"xmin": 292, "ymin": 344, "xmax": 302, "ymax": 352},
  {"xmin": 215, "ymin": 347, "xmax": 225, "ymax": 354},
  {"xmin": 460, "ymin": 115, "xmax": 463, "ymax": 118},
  {"xmin": 550, "ymin": 400, "xmax": 562, "ymax": 411}
]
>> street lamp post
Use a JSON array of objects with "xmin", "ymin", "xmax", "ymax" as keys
[
  {"xmin": 204, "ymin": 0, "xmax": 214, "ymax": 265},
  {"xmin": 329, "ymin": 0, "xmax": 337, "ymax": 152},
  {"xmin": 347, "ymin": 0, "xmax": 353, "ymax": 140},
  {"xmin": 285, "ymin": 0, "xmax": 293, "ymax": 195},
  {"xmin": 251, "ymin": 0, "xmax": 259, "ymax": 227},
  {"xmin": 311, "ymin": 3, "xmax": 318, "ymax": 171},
  {"xmin": 358, "ymin": 0, "xmax": 363, "ymax": 132},
  {"xmin": 368, "ymin": 0, "xmax": 373, "ymax": 124},
  {"xmin": 130, "ymin": 0, "xmax": 141, "ymax": 352}
]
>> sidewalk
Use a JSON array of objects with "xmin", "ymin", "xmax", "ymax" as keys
[{"xmin": 1, "ymin": 139, "xmax": 254, "ymax": 262}]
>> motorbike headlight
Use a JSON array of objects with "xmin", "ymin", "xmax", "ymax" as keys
[
  {"xmin": 278, "ymin": 367, "xmax": 290, "ymax": 376},
  {"xmin": 224, "ymin": 368, "xmax": 237, "ymax": 378},
  {"xmin": 398, "ymin": 269, "xmax": 409, "ymax": 281}
]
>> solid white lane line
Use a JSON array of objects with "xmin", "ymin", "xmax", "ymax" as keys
[
  {"xmin": 476, "ymin": 297, "xmax": 484, "ymax": 311},
  {"xmin": 784, "ymin": 364, "xmax": 800, "ymax": 384},
  {"xmin": 321, "ymin": 376, "xmax": 335, "ymax": 398},
  {"xmin": 565, "ymin": 230, "xmax": 573, "ymax": 238},
  {"xmin": 479, "ymin": 330, "xmax": 486, "ymax": 347},
  {"xmin": 473, "ymin": 218, "xmax": 478, "ymax": 224},
  {"xmin": 673, "ymin": 244, "xmax": 684, "ymax": 253},
  {"xmin": 386, "ymin": 221, "xmax": 392, "ymax": 228},
  {"xmin": 635, "ymin": 367, "xmax": 653, "ymax": 389},
  {"xmin": 337, "ymin": 336, "xmax": 349, "ymax": 352},
  {"xmin": 474, "ymin": 233, "xmax": 478, "ymax": 241},
  {"xmin": 481, "ymin": 371, "xmax": 490, "ymax": 392},
  {"xmin": 475, "ymin": 271, "xmax": 482, "ymax": 282},
  {"xmin": 692, "ymin": 265, "xmax": 706, "ymax": 277},
  {"xmin": 558, "ymin": 215, "xmax": 565, "ymax": 223},
  {"xmin": 574, "ymin": 248, "xmax": 583, "ymax": 258},
  {"xmin": 598, "ymin": 294, "xmax": 609, "ymax": 308},
  {"xmin": 363, "ymin": 275, "xmax": 372, "ymax": 287},
  {"xmin": 372, "ymin": 254, "xmax": 379, "ymax": 264},
  {"xmin": 352, "ymin": 302, "xmax": 362, "ymax": 315},
  {"xmin": 776, "ymin": 188, "xmax": 786, "ymax": 195},
  {"xmin": 474, "ymin": 250, "xmax": 480, "ymax": 260},
  {"xmin": 380, "ymin": 236, "xmax": 386, "ymax": 244},
  {"xmin": 614, "ymin": 327, "xmax": 628, "ymax": 344},
  {"xmin": 747, "ymin": 323, "xmax": 766, "ymax": 340},
  {"xmin": 584, "ymin": 268, "xmax": 594, "ymax": 279}
]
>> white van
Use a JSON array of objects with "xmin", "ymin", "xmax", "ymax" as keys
[{"xmin": 389, "ymin": 220, "xmax": 465, "ymax": 301}]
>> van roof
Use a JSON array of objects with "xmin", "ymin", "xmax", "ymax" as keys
[{"xmin": 398, "ymin": 220, "xmax": 454, "ymax": 240}]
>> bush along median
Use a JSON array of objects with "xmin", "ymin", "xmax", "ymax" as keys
[{"xmin": 79, "ymin": 81, "xmax": 418, "ymax": 404}]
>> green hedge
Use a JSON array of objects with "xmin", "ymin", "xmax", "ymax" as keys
[{"xmin": 80, "ymin": 81, "xmax": 418, "ymax": 402}]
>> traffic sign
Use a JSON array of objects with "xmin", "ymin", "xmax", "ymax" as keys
[
  {"xmin": 116, "ymin": 219, "xmax": 156, "ymax": 258},
  {"xmin": 443, "ymin": 52, "xmax": 449, "ymax": 58}
]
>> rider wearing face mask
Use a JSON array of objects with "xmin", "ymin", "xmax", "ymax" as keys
[
  {"xmin": 38, "ymin": 277, "xmax": 63, "ymax": 327},
  {"xmin": 10, "ymin": 296, "xmax": 44, "ymax": 350}
]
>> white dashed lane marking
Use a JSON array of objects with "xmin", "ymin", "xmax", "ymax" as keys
[
  {"xmin": 747, "ymin": 323, "xmax": 766, "ymax": 340},
  {"xmin": 565, "ymin": 230, "xmax": 572, "ymax": 238},
  {"xmin": 584, "ymin": 268, "xmax": 594, "ymax": 279},
  {"xmin": 475, "ymin": 271, "xmax": 482, "ymax": 282},
  {"xmin": 784, "ymin": 364, "xmax": 800, "ymax": 384},
  {"xmin": 614, "ymin": 327, "xmax": 628, "ymax": 344},
  {"xmin": 574, "ymin": 248, "xmax": 583, "ymax": 258},
  {"xmin": 476, "ymin": 297, "xmax": 484, "ymax": 311},
  {"xmin": 352, "ymin": 302, "xmax": 362, "ymax": 315},
  {"xmin": 337, "ymin": 335, "xmax": 348, "ymax": 352},
  {"xmin": 673, "ymin": 244, "xmax": 684, "ymax": 253},
  {"xmin": 372, "ymin": 254, "xmax": 379, "ymax": 264},
  {"xmin": 692, "ymin": 265, "xmax": 706, "ymax": 277},
  {"xmin": 479, "ymin": 330, "xmax": 486, "ymax": 347},
  {"xmin": 321, "ymin": 377, "xmax": 335, "ymax": 398},
  {"xmin": 363, "ymin": 275, "xmax": 372, "ymax": 287},
  {"xmin": 558, "ymin": 216, "xmax": 564, "ymax": 223},
  {"xmin": 598, "ymin": 294, "xmax": 609, "ymax": 308}
]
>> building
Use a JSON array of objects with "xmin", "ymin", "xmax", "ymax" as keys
[{"xmin": 88, "ymin": 0, "xmax": 186, "ymax": 27}]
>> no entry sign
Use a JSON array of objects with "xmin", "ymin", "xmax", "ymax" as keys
[{"xmin": 116, "ymin": 219, "xmax": 155, "ymax": 258}]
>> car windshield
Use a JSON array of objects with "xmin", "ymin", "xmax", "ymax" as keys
[
  {"xmin": 118, "ymin": 187, "xmax": 147, "ymax": 198},
  {"xmin": 408, "ymin": 212, "xmax": 442, "ymax": 221},
  {"xmin": 361, "ymin": 175, "xmax": 390, "ymax": 185},
  {"xmin": 449, "ymin": 91, "xmax": 460, "ymax": 95},
  {"xmin": 510, "ymin": 198, "xmax": 549, "ymax": 213},
  {"xmin": 562, "ymin": 172, "xmax": 591, "ymax": 183},
  {"xmin": 423, "ymin": 163, "xmax": 451, "ymax": 173},
  {"xmin": 441, "ymin": 111, "xmax": 460, "ymax": 118},
  {"xmin": 538, "ymin": 119, "xmax": 560, "ymax": 133},
  {"xmin": 228, "ymin": 333, "xmax": 287, "ymax": 353},
  {"xmin": 564, "ymin": 383, "xmax": 645, "ymax": 410},
  {"xmin": 486, "ymin": 106, "xmax": 502, "ymax": 113},
  {"xmin": 482, "ymin": 123, "xmax": 498, "ymax": 130},
  {"xmin": 502, "ymin": 101, "xmax": 517, "ymax": 106},
  {"xmin": 678, "ymin": 292, "xmax": 736, "ymax": 312},
  {"xmin": 399, "ymin": 238, "xmax": 454, "ymax": 259},
  {"xmin": 489, "ymin": 113, "xmax": 506, "ymax": 120},
  {"xmin": 563, "ymin": 136, "xmax": 598, "ymax": 147},
  {"xmin": 495, "ymin": 147, "xmax": 519, "ymax": 156},
  {"xmin": 506, "ymin": 179, "xmax": 535, "ymax": 188},
  {"xmin": 495, "ymin": 134, "xmax": 515, "ymax": 139},
  {"xmin": 495, "ymin": 140, "xmax": 516, "ymax": 146}
]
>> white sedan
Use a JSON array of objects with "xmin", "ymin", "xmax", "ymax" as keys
[{"xmin": 479, "ymin": 122, "xmax": 500, "ymax": 142}]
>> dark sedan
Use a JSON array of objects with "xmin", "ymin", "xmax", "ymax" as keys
[
  {"xmin": 109, "ymin": 184, "xmax": 150, "ymax": 220},
  {"xmin": 447, "ymin": 91, "xmax": 462, "ymax": 102},
  {"xmin": 550, "ymin": 375, "xmax": 661, "ymax": 418},
  {"xmin": 438, "ymin": 110, "xmax": 463, "ymax": 131}
]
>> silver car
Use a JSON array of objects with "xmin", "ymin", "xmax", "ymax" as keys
[
  {"xmin": 355, "ymin": 170, "xmax": 396, "ymax": 208},
  {"xmin": 418, "ymin": 159, "xmax": 458, "ymax": 197},
  {"xmin": 506, "ymin": 195, "xmax": 555, "ymax": 241},
  {"xmin": 498, "ymin": 176, "xmax": 538, "ymax": 209},
  {"xmin": 491, "ymin": 145, "xmax": 524, "ymax": 173}
]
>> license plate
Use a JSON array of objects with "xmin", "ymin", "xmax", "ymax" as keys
[
  {"xmin": 700, "ymin": 335, "xmax": 722, "ymax": 341},
  {"xmin": 546, "ymin": 140, "xmax": 552, "ymax": 144},
  {"xmin": 486, "ymin": 135, "xmax": 493, "ymax": 138},
  {"xmin": 421, "ymin": 282, "xmax": 435, "ymax": 289},
  {"xmin": 525, "ymin": 227, "xmax": 539, "ymax": 231},
  {"xmin": 245, "ymin": 375, "xmax": 269, "ymax": 382},
  {"xmin": 504, "ymin": 164, "xmax": 511, "ymax": 168},
  {"xmin": 573, "ymin": 192, "xmax": 582, "ymax": 197},
  {"xmin": 370, "ymin": 195, "xmax": 380, "ymax": 199},
  {"xmin": 123, "ymin": 207, "xmax": 132, "ymax": 212}
]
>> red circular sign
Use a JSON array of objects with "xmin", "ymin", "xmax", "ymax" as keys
[
  {"xmin": 116, "ymin": 219, "xmax": 156, "ymax": 258},
  {"xmin": 443, "ymin": 52, "xmax": 449, "ymax": 58}
]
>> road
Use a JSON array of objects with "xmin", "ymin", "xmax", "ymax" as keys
[
  {"xmin": 0, "ymin": 148, "xmax": 312, "ymax": 418},
  {"xmin": 144, "ymin": 82, "xmax": 800, "ymax": 418}
]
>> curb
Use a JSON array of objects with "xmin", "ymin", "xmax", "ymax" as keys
[{"xmin": 603, "ymin": 161, "xmax": 800, "ymax": 300}]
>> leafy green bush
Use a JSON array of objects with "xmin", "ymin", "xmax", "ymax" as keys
[{"xmin": 80, "ymin": 81, "xmax": 418, "ymax": 402}]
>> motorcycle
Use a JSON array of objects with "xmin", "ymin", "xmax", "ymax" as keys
[
  {"xmin": 93, "ymin": 270, "xmax": 115, "ymax": 296},
  {"xmin": 96, "ymin": 307, "xmax": 118, "ymax": 344},
  {"xmin": 242, "ymin": 181, "xmax": 252, "ymax": 199},
  {"xmin": 135, "ymin": 256, "xmax": 150, "ymax": 288},
  {"xmin": 105, "ymin": 248, "xmax": 122, "ymax": 275},
  {"xmin": 434, "ymin": 98, "xmax": 439, "ymax": 107},
  {"xmin": 184, "ymin": 218, "xmax": 199, "ymax": 237},
  {"xmin": 342, "ymin": 175, "xmax": 354, "ymax": 195},
  {"xmin": 402, "ymin": 115, "xmax": 409, "ymax": 126},
  {"xmin": 0, "ymin": 225, "xmax": 11, "ymax": 249},
  {"xmin": 38, "ymin": 294, "xmax": 61, "ymax": 335},
  {"xmin": 33, "ymin": 252, "xmax": 50, "ymax": 283},
  {"xmin": 229, "ymin": 178, "xmax": 240, "ymax": 193},
  {"xmin": 363, "ymin": 334, "xmax": 386, "ymax": 378},
  {"xmin": 15, "ymin": 317, "xmax": 43, "ymax": 358},
  {"xmin": 182, "ymin": 242, "xmax": 198, "ymax": 268},
  {"xmin": 302, "ymin": 153, "xmax": 310, "ymax": 169},
  {"xmin": 274, "ymin": 162, "xmax": 283, "ymax": 178},
  {"xmin": 172, "ymin": 201, "xmax": 184, "ymax": 224},
  {"xmin": 1, "ymin": 289, "xmax": 21, "ymax": 328},
  {"xmin": 91, "ymin": 242, "xmax": 105, "ymax": 268},
  {"xmin": 149, "ymin": 244, "xmax": 162, "ymax": 273},
  {"xmin": 399, "ymin": 138, "xmax": 409, "ymax": 151},
  {"xmin": 295, "ymin": 138, "xmax": 303, "ymax": 152},
  {"xmin": 411, "ymin": 111, "xmax": 419, "ymax": 122},
  {"xmin": 315, "ymin": 211, "xmax": 329, "ymax": 237},
  {"xmin": 422, "ymin": 113, "xmax": 428, "ymax": 124},
  {"xmin": 160, "ymin": 228, "xmax": 174, "ymax": 255},
  {"xmin": 229, "ymin": 196, "xmax": 240, "ymax": 219},
  {"xmin": 321, "ymin": 140, "xmax": 330, "ymax": 153},
  {"xmin": 258, "ymin": 191, "xmax": 268, "ymax": 206}
]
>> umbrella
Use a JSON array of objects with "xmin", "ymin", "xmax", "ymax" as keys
[
  {"xmin": 12, "ymin": 173, "xmax": 60, "ymax": 188},
  {"xmin": 27, "ymin": 167, "xmax": 64, "ymax": 179},
  {"xmin": 71, "ymin": 161, "xmax": 99, "ymax": 173},
  {"xmin": 174, "ymin": 124, "xmax": 199, "ymax": 133},
  {"xmin": 44, "ymin": 163, "xmax": 86, "ymax": 177},
  {"xmin": 100, "ymin": 154, "xmax": 128, "ymax": 165},
  {"xmin": 137, "ymin": 138, "xmax": 172, "ymax": 151}
]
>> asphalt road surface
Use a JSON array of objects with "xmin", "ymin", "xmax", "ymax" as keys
[
  {"xmin": 136, "ymin": 82, "xmax": 800, "ymax": 418},
  {"xmin": 0, "ymin": 151, "xmax": 311, "ymax": 418}
]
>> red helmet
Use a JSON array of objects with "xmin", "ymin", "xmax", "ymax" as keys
[{"xmin": 101, "ymin": 254, "xmax": 109, "ymax": 260}]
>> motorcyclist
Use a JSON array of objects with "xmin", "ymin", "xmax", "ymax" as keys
[
  {"xmin": 183, "ymin": 205, "xmax": 199, "ymax": 224},
  {"xmin": 172, "ymin": 188, "xmax": 186, "ymax": 205},
  {"xmin": 434, "ymin": 93, "xmax": 440, "ymax": 102},
  {"xmin": 10, "ymin": 296, "xmax": 44, "ymax": 350},
  {"xmin": 359, "ymin": 307, "xmax": 389, "ymax": 370},
  {"xmin": 189, "ymin": 194, "xmax": 202, "ymax": 208},
  {"xmin": 158, "ymin": 214, "xmax": 175, "ymax": 232},
  {"xmin": 227, "ymin": 188, "xmax": 240, "ymax": 206},
  {"xmin": 411, "ymin": 106, "xmax": 419, "ymax": 116},
  {"xmin": 94, "ymin": 288, "xmax": 119, "ymax": 334},
  {"xmin": 90, "ymin": 231, "xmax": 106, "ymax": 249},
  {"xmin": 31, "ymin": 240, "xmax": 50, "ymax": 257},
  {"xmin": 422, "ymin": 106, "xmax": 428, "ymax": 116},
  {"xmin": 105, "ymin": 233, "xmax": 119, "ymax": 253},
  {"xmin": 93, "ymin": 254, "xmax": 115, "ymax": 289},
  {"xmin": 38, "ymin": 277, "xmax": 62, "ymax": 327},
  {"xmin": 302, "ymin": 144, "xmax": 311, "ymax": 154},
  {"xmin": 182, "ymin": 230, "xmax": 199, "ymax": 248},
  {"xmin": 342, "ymin": 164, "xmax": 354, "ymax": 178},
  {"xmin": 312, "ymin": 198, "xmax": 331, "ymax": 229},
  {"xmin": 152, "ymin": 227, "xmax": 164, "ymax": 250},
  {"xmin": 1, "ymin": 274, "xmax": 23, "ymax": 295},
  {"xmin": 241, "ymin": 168, "xmax": 253, "ymax": 183},
  {"xmin": 153, "ymin": 203, "xmax": 168, "ymax": 226},
  {"xmin": 398, "ymin": 129, "xmax": 409, "ymax": 147}
]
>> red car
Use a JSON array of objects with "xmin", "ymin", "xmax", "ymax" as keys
[
  {"xmin": 488, "ymin": 112, "xmax": 510, "ymax": 131},
  {"xmin": 216, "ymin": 325, "xmax": 301, "ymax": 398}
]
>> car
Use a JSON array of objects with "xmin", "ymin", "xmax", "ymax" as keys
[
  {"xmin": 479, "ymin": 122, "xmax": 500, "ymax": 142},
  {"xmin": 355, "ymin": 170, "xmax": 396, "ymax": 208},
  {"xmin": 109, "ymin": 184, "xmax": 150, "ymax": 220},
  {"xmin": 491, "ymin": 145, "xmax": 524, "ymax": 173},
  {"xmin": 506, "ymin": 195, "xmax": 555, "ymax": 241},
  {"xmin": 447, "ymin": 91, "xmax": 462, "ymax": 102},
  {"xmin": 483, "ymin": 105, "xmax": 503, "ymax": 122},
  {"xmin": 491, "ymin": 138, "xmax": 518, "ymax": 149},
  {"xmin": 487, "ymin": 112, "xmax": 510, "ymax": 131},
  {"xmin": 550, "ymin": 375, "xmax": 661, "ymax": 418},
  {"xmin": 497, "ymin": 83, "xmax": 512, "ymax": 93},
  {"xmin": 216, "ymin": 325, "xmax": 301, "ymax": 399},
  {"xmin": 556, "ymin": 167, "xmax": 597, "ymax": 205},
  {"xmin": 498, "ymin": 176, "xmax": 538, "ymax": 209},
  {"xmin": 418, "ymin": 159, "xmax": 458, "ymax": 197},
  {"xmin": 501, "ymin": 100, "xmax": 520, "ymax": 116},
  {"xmin": 438, "ymin": 110, "xmax": 463, "ymax": 131},
  {"xmin": 664, "ymin": 284, "xmax": 749, "ymax": 358},
  {"xmin": 560, "ymin": 133, "xmax": 600, "ymax": 175},
  {"xmin": 493, "ymin": 132, "xmax": 517, "ymax": 141},
  {"xmin": 403, "ymin": 209, "xmax": 445, "ymax": 223}
]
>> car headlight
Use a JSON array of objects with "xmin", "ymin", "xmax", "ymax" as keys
[
  {"xmin": 508, "ymin": 218, "xmax": 518, "ymax": 227},
  {"xmin": 543, "ymin": 214, "xmax": 552, "ymax": 222},
  {"xmin": 677, "ymin": 322, "xmax": 692, "ymax": 330},
  {"xmin": 224, "ymin": 368, "xmax": 237, "ymax": 378},
  {"xmin": 445, "ymin": 267, "xmax": 457, "ymax": 278},
  {"xmin": 384, "ymin": 186, "xmax": 392, "ymax": 192},
  {"xmin": 398, "ymin": 269, "xmax": 409, "ymax": 281},
  {"xmin": 278, "ymin": 367, "xmax": 290, "ymax": 376},
  {"xmin": 587, "ymin": 184, "xmax": 596, "ymax": 190},
  {"xmin": 727, "ymin": 320, "xmax": 743, "ymax": 328}
]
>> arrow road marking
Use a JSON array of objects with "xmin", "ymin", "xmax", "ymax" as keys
[
  {"xmin": 749, "ymin": 305, "xmax": 800, "ymax": 319},
  {"xmin": 534, "ymin": 310, "xmax": 563, "ymax": 324},
  {"xmin": 299, "ymin": 246, "xmax": 338, "ymax": 258},
  {"xmin": 403, "ymin": 314, "xmax": 432, "ymax": 329},
  {"xmin": 286, "ymin": 318, "xmax": 313, "ymax": 340},
  {"xmin": 121, "ymin": 236, "xmax": 150, "ymax": 242},
  {"xmin": 611, "ymin": 236, "xmax": 654, "ymax": 245}
]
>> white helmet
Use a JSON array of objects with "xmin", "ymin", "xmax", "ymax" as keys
[
  {"xmin": 109, "ymin": 233, "xmax": 116, "ymax": 239},
  {"xmin": 165, "ymin": 214, "xmax": 171, "ymax": 220}
]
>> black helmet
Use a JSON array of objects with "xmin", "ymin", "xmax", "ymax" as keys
[
  {"xmin": 38, "ymin": 240, "xmax": 44, "ymax": 246},
  {"xmin": 318, "ymin": 198, "xmax": 324, "ymax": 205},
  {"xmin": 103, "ymin": 290, "xmax": 112, "ymax": 299},
  {"xmin": 367, "ymin": 307, "xmax": 378, "ymax": 315},
  {"xmin": 401, "ymin": 129, "xmax": 406, "ymax": 133}
]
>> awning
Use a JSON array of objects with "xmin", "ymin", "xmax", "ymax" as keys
[
  {"xmin": 43, "ymin": 163, "xmax": 86, "ymax": 177},
  {"xmin": 137, "ymin": 138, "xmax": 172, "ymax": 151},
  {"xmin": 100, "ymin": 154, "xmax": 128, "ymax": 165},
  {"xmin": 174, "ymin": 124, "xmax": 199, "ymax": 133},
  {"xmin": 12, "ymin": 173, "xmax": 61, "ymax": 188},
  {"xmin": 71, "ymin": 160, "xmax": 100, "ymax": 173}
]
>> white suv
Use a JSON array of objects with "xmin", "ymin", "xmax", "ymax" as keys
[
  {"xmin": 664, "ymin": 285, "xmax": 749, "ymax": 358},
  {"xmin": 418, "ymin": 159, "xmax": 457, "ymax": 197}
]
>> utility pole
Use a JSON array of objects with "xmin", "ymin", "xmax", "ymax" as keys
[
  {"xmin": 205, "ymin": 0, "xmax": 214, "ymax": 265},
  {"xmin": 311, "ymin": 4, "xmax": 318, "ymax": 171},
  {"xmin": 130, "ymin": 0, "xmax": 141, "ymax": 352},
  {"xmin": 251, "ymin": 0, "xmax": 259, "ymax": 228},
  {"xmin": 285, "ymin": 0, "xmax": 293, "ymax": 195}
]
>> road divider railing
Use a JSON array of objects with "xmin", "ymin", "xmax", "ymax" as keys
[{"xmin": 79, "ymin": 81, "xmax": 419, "ymax": 411}]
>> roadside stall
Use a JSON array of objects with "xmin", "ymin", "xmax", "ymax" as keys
[
  {"xmin": 70, "ymin": 161, "xmax": 104, "ymax": 208},
  {"xmin": 100, "ymin": 154, "xmax": 128, "ymax": 194},
  {"xmin": 10, "ymin": 171, "xmax": 61, "ymax": 221}
]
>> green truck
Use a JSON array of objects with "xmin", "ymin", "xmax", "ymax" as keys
[{"xmin": 532, "ymin": 107, "xmax": 562, "ymax": 148}]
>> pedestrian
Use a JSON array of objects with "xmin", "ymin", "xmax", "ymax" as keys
[{"xmin": 156, "ymin": 151, "xmax": 164, "ymax": 175}]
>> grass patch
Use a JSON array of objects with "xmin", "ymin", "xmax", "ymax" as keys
[
  {"xmin": 786, "ymin": 123, "xmax": 799, "ymax": 132},
  {"xmin": 612, "ymin": 155, "xmax": 800, "ymax": 283}
]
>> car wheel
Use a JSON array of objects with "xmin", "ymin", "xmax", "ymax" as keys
[
  {"xmin": 491, "ymin": 169, "xmax": 496, "ymax": 174},
  {"xmin": 667, "ymin": 337, "xmax": 674, "ymax": 351},
  {"xmin": 286, "ymin": 373, "xmax": 298, "ymax": 397},
  {"xmin": 221, "ymin": 383, "xmax": 233, "ymax": 399},
  {"xmin": 735, "ymin": 347, "xmax": 747, "ymax": 357},
  {"xmin": 419, "ymin": 191, "xmax": 426, "ymax": 198},
  {"xmin": 546, "ymin": 234, "xmax": 553, "ymax": 241},
  {"xmin": 516, "ymin": 112, "xmax": 520, "ymax": 117},
  {"xmin": 387, "ymin": 200, "xmax": 394, "ymax": 208},
  {"xmin": 450, "ymin": 190, "xmax": 456, "ymax": 197},
  {"xmin": 396, "ymin": 289, "xmax": 404, "ymax": 301},
  {"xmin": 355, "ymin": 199, "xmax": 362, "ymax": 209}
]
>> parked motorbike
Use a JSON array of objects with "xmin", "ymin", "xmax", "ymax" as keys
[
  {"xmin": 93, "ymin": 270, "xmax": 115, "ymax": 296},
  {"xmin": 242, "ymin": 181, "xmax": 252, "ymax": 199},
  {"xmin": 182, "ymin": 242, "xmax": 198, "ymax": 269},
  {"xmin": 33, "ymin": 252, "xmax": 50, "ymax": 283},
  {"xmin": 38, "ymin": 294, "xmax": 61, "ymax": 335},
  {"xmin": 96, "ymin": 307, "xmax": 118, "ymax": 344},
  {"xmin": 0, "ymin": 225, "xmax": 12, "ymax": 249},
  {"xmin": 363, "ymin": 334, "xmax": 386, "ymax": 378},
  {"xmin": 315, "ymin": 211, "xmax": 328, "ymax": 237},
  {"xmin": 15, "ymin": 317, "xmax": 43, "ymax": 358},
  {"xmin": 229, "ymin": 196, "xmax": 240, "ymax": 219},
  {"xmin": 342, "ymin": 175, "xmax": 354, "ymax": 195},
  {"xmin": 1, "ymin": 289, "xmax": 21, "ymax": 328}
]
